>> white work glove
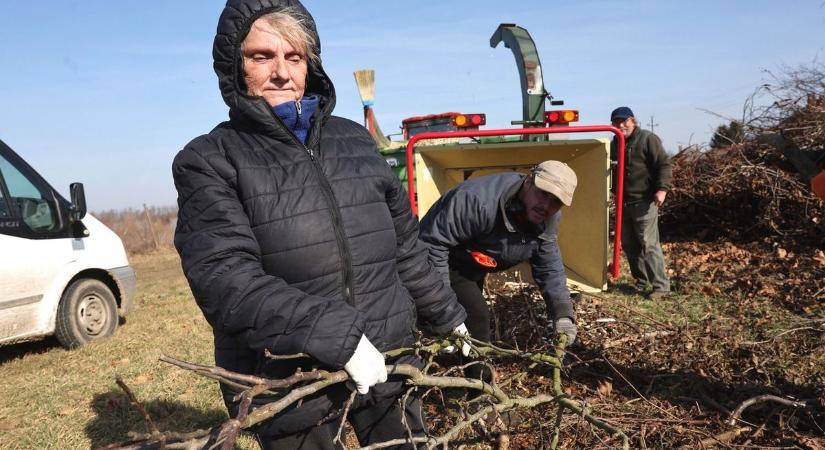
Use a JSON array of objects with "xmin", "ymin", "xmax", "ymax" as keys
[
  {"xmin": 343, "ymin": 334, "xmax": 387, "ymax": 394},
  {"xmin": 442, "ymin": 322, "xmax": 472, "ymax": 357},
  {"xmin": 554, "ymin": 317, "xmax": 577, "ymax": 346}
]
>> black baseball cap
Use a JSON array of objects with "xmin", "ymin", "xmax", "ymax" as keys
[{"xmin": 610, "ymin": 106, "xmax": 634, "ymax": 122}]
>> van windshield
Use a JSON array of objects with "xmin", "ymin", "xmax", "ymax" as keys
[{"xmin": 0, "ymin": 157, "xmax": 57, "ymax": 231}]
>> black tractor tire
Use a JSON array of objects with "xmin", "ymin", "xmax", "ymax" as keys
[{"xmin": 55, "ymin": 279, "xmax": 118, "ymax": 348}]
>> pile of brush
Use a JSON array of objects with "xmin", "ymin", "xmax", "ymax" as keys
[
  {"xmin": 662, "ymin": 142, "xmax": 823, "ymax": 246},
  {"xmin": 659, "ymin": 63, "xmax": 825, "ymax": 310}
]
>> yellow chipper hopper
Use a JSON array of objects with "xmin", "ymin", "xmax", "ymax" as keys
[{"xmin": 354, "ymin": 24, "xmax": 628, "ymax": 293}]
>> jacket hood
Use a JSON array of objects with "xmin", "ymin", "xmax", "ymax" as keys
[{"xmin": 213, "ymin": 0, "xmax": 335, "ymax": 133}]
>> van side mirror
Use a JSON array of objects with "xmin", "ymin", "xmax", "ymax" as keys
[{"xmin": 69, "ymin": 182, "xmax": 87, "ymax": 221}]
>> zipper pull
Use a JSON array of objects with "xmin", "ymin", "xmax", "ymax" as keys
[{"xmin": 295, "ymin": 100, "xmax": 302, "ymax": 116}]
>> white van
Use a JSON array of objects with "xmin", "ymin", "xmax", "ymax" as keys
[{"xmin": 0, "ymin": 139, "xmax": 135, "ymax": 348}]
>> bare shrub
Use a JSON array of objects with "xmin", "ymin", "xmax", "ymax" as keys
[{"xmin": 95, "ymin": 206, "xmax": 177, "ymax": 255}]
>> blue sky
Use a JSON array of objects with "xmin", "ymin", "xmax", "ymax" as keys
[{"xmin": 0, "ymin": 1, "xmax": 823, "ymax": 210}]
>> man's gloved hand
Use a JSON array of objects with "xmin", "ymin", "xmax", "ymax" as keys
[
  {"xmin": 554, "ymin": 317, "xmax": 577, "ymax": 346},
  {"xmin": 442, "ymin": 322, "xmax": 472, "ymax": 357},
  {"xmin": 344, "ymin": 334, "xmax": 387, "ymax": 394}
]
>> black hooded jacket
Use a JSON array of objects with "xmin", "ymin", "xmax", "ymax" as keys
[{"xmin": 172, "ymin": 0, "xmax": 465, "ymax": 436}]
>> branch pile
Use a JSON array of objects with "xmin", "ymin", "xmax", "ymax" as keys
[
  {"xmin": 660, "ymin": 62, "xmax": 825, "ymax": 311},
  {"xmin": 96, "ymin": 334, "xmax": 629, "ymax": 450}
]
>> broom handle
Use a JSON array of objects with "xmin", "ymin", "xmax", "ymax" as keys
[{"xmin": 365, "ymin": 106, "xmax": 375, "ymax": 136}]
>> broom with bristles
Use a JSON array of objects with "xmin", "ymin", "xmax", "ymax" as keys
[
  {"xmin": 354, "ymin": 69, "xmax": 375, "ymax": 134},
  {"xmin": 353, "ymin": 69, "xmax": 392, "ymax": 149},
  {"xmin": 354, "ymin": 69, "xmax": 375, "ymax": 109}
]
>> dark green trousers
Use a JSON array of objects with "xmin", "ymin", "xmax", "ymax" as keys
[{"xmin": 621, "ymin": 200, "xmax": 670, "ymax": 293}]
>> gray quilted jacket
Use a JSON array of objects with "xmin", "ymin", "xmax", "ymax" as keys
[{"xmin": 418, "ymin": 173, "xmax": 574, "ymax": 321}]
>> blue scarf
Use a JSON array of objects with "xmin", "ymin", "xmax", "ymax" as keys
[{"xmin": 272, "ymin": 95, "xmax": 320, "ymax": 145}]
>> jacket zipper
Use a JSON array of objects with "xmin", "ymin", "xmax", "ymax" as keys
[
  {"xmin": 268, "ymin": 102, "xmax": 355, "ymax": 306},
  {"xmin": 304, "ymin": 143, "xmax": 355, "ymax": 306}
]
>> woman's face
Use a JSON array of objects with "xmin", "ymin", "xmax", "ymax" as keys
[{"xmin": 241, "ymin": 17, "xmax": 308, "ymax": 107}]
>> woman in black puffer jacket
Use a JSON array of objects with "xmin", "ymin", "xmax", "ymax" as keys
[{"xmin": 172, "ymin": 1, "xmax": 466, "ymax": 448}]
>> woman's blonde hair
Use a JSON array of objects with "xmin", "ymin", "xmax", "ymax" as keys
[{"xmin": 248, "ymin": 7, "xmax": 320, "ymax": 67}]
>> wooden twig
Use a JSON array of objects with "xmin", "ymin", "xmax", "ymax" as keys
[
  {"xmin": 741, "ymin": 413, "xmax": 772, "ymax": 448},
  {"xmin": 263, "ymin": 349, "xmax": 310, "ymax": 360},
  {"xmin": 332, "ymin": 390, "xmax": 357, "ymax": 445},
  {"xmin": 398, "ymin": 388, "xmax": 420, "ymax": 448},
  {"xmin": 729, "ymin": 394, "xmax": 811, "ymax": 425},
  {"xmin": 220, "ymin": 388, "xmax": 256, "ymax": 450},
  {"xmin": 93, "ymin": 426, "xmax": 224, "ymax": 450},
  {"xmin": 142, "ymin": 204, "xmax": 159, "ymax": 250},
  {"xmin": 677, "ymin": 426, "xmax": 751, "ymax": 449},
  {"xmin": 356, "ymin": 436, "xmax": 432, "ymax": 450},
  {"xmin": 740, "ymin": 326, "xmax": 821, "ymax": 345},
  {"xmin": 602, "ymin": 356, "xmax": 678, "ymax": 420},
  {"xmin": 603, "ymin": 330, "xmax": 674, "ymax": 349},
  {"xmin": 161, "ymin": 354, "xmax": 334, "ymax": 393},
  {"xmin": 583, "ymin": 292, "xmax": 678, "ymax": 332},
  {"xmin": 159, "ymin": 355, "xmax": 268, "ymax": 392},
  {"xmin": 115, "ymin": 376, "xmax": 160, "ymax": 435},
  {"xmin": 699, "ymin": 392, "xmax": 732, "ymax": 416},
  {"xmin": 550, "ymin": 401, "xmax": 564, "ymax": 450},
  {"xmin": 639, "ymin": 423, "xmax": 648, "ymax": 450}
]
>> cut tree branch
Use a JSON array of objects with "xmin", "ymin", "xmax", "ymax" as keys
[{"xmin": 97, "ymin": 335, "xmax": 629, "ymax": 450}]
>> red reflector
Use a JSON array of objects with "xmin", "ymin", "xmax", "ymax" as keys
[
  {"xmin": 470, "ymin": 251, "xmax": 497, "ymax": 268},
  {"xmin": 453, "ymin": 113, "xmax": 485, "ymax": 128},
  {"xmin": 545, "ymin": 110, "xmax": 579, "ymax": 124}
]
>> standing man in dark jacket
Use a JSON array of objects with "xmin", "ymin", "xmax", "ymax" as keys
[
  {"xmin": 418, "ymin": 161, "xmax": 579, "ymax": 381},
  {"xmin": 172, "ymin": 1, "xmax": 467, "ymax": 448},
  {"xmin": 610, "ymin": 106, "xmax": 672, "ymax": 299}
]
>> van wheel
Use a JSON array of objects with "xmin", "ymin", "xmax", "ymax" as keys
[{"xmin": 55, "ymin": 279, "xmax": 118, "ymax": 348}]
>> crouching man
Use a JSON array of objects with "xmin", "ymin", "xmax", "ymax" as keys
[{"xmin": 418, "ymin": 161, "xmax": 579, "ymax": 382}]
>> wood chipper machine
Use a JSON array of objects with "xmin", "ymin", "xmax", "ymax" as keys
[{"xmin": 354, "ymin": 24, "xmax": 628, "ymax": 293}]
